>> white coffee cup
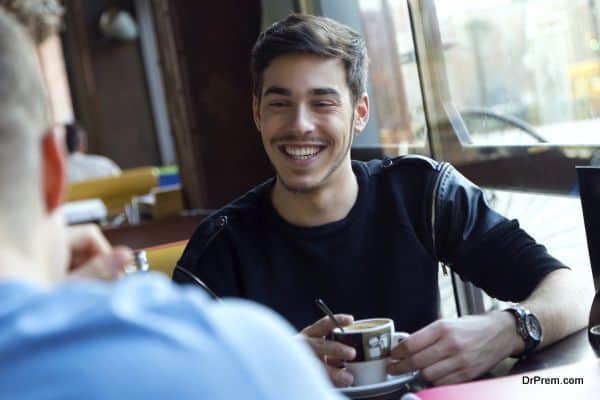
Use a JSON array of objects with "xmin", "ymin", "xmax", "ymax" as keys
[{"xmin": 332, "ymin": 318, "xmax": 409, "ymax": 386}]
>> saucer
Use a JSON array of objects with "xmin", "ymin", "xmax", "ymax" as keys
[{"xmin": 338, "ymin": 371, "xmax": 418, "ymax": 399}]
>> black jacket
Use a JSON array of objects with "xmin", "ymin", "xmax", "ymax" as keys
[{"xmin": 174, "ymin": 156, "xmax": 565, "ymax": 330}]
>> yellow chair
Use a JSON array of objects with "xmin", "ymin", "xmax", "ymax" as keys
[
  {"xmin": 143, "ymin": 240, "xmax": 188, "ymax": 276},
  {"xmin": 66, "ymin": 166, "xmax": 159, "ymax": 216}
]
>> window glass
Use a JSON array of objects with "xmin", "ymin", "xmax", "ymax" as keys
[
  {"xmin": 436, "ymin": 0, "xmax": 600, "ymax": 145},
  {"xmin": 483, "ymin": 188, "xmax": 589, "ymax": 312},
  {"xmin": 356, "ymin": 0, "xmax": 428, "ymax": 153}
]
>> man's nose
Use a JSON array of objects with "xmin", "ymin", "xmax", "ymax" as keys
[{"xmin": 289, "ymin": 104, "xmax": 315, "ymax": 135}]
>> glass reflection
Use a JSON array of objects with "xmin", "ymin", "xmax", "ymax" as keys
[{"xmin": 435, "ymin": 0, "xmax": 600, "ymax": 145}]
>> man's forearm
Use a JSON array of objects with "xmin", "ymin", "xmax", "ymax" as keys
[{"xmin": 522, "ymin": 268, "xmax": 594, "ymax": 349}]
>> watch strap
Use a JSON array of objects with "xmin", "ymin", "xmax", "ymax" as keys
[{"xmin": 504, "ymin": 305, "xmax": 541, "ymax": 357}]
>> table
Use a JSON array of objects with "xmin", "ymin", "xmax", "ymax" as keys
[
  {"xmin": 102, "ymin": 212, "xmax": 207, "ymax": 249},
  {"xmin": 511, "ymin": 328, "xmax": 596, "ymax": 373},
  {"xmin": 348, "ymin": 328, "xmax": 597, "ymax": 400},
  {"xmin": 416, "ymin": 357, "xmax": 600, "ymax": 400}
]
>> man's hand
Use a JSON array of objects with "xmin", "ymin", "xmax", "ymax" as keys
[
  {"xmin": 299, "ymin": 314, "xmax": 357, "ymax": 387},
  {"xmin": 388, "ymin": 312, "xmax": 522, "ymax": 386},
  {"xmin": 66, "ymin": 224, "xmax": 133, "ymax": 281}
]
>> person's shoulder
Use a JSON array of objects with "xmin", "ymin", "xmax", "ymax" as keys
[
  {"xmin": 354, "ymin": 155, "xmax": 443, "ymax": 184},
  {"xmin": 67, "ymin": 153, "xmax": 121, "ymax": 181},
  {"xmin": 190, "ymin": 179, "xmax": 273, "ymax": 239},
  {"xmin": 178, "ymin": 179, "xmax": 273, "ymax": 269},
  {"xmin": 0, "ymin": 274, "xmax": 211, "ymax": 337},
  {"xmin": 82, "ymin": 154, "xmax": 121, "ymax": 172},
  {"xmin": 120, "ymin": 284, "xmax": 340, "ymax": 399},
  {"xmin": 0, "ymin": 277, "xmax": 341, "ymax": 399},
  {"xmin": 210, "ymin": 297, "xmax": 298, "ymax": 337},
  {"xmin": 356, "ymin": 155, "xmax": 441, "ymax": 174},
  {"xmin": 110, "ymin": 282, "xmax": 338, "ymax": 398},
  {"xmin": 111, "ymin": 272, "xmax": 202, "ymax": 300},
  {"xmin": 57, "ymin": 275, "xmax": 228, "ymax": 337},
  {"xmin": 209, "ymin": 298, "xmax": 342, "ymax": 399},
  {"xmin": 59, "ymin": 273, "xmax": 210, "ymax": 311}
]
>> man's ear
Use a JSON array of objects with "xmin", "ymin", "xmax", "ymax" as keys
[
  {"xmin": 353, "ymin": 93, "xmax": 370, "ymax": 135},
  {"xmin": 41, "ymin": 127, "xmax": 66, "ymax": 214},
  {"xmin": 252, "ymin": 95, "xmax": 262, "ymax": 132}
]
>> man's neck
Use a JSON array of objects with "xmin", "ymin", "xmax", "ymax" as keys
[
  {"xmin": 270, "ymin": 162, "xmax": 359, "ymax": 227},
  {"xmin": 0, "ymin": 221, "xmax": 55, "ymax": 285},
  {"xmin": 0, "ymin": 246, "xmax": 47, "ymax": 284}
]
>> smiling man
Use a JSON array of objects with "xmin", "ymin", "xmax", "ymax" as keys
[{"xmin": 174, "ymin": 14, "xmax": 592, "ymax": 388}]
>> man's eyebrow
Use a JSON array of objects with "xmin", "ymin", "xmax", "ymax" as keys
[
  {"xmin": 263, "ymin": 86, "xmax": 342, "ymax": 98},
  {"xmin": 263, "ymin": 86, "xmax": 291, "ymax": 97},
  {"xmin": 311, "ymin": 88, "xmax": 341, "ymax": 98}
]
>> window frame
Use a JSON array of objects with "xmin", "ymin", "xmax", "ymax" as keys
[{"xmin": 409, "ymin": 0, "xmax": 597, "ymax": 195}]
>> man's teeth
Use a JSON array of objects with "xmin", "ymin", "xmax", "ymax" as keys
[{"xmin": 284, "ymin": 146, "xmax": 322, "ymax": 159}]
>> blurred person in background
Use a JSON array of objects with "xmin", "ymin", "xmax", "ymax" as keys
[{"xmin": 65, "ymin": 122, "xmax": 121, "ymax": 182}]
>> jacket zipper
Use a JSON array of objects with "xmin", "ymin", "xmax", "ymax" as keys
[
  {"xmin": 174, "ymin": 215, "xmax": 229, "ymax": 295},
  {"xmin": 203, "ymin": 215, "xmax": 228, "ymax": 253},
  {"xmin": 431, "ymin": 162, "xmax": 451, "ymax": 275}
]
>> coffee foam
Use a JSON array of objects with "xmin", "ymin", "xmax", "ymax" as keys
[{"xmin": 344, "ymin": 321, "xmax": 386, "ymax": 331}]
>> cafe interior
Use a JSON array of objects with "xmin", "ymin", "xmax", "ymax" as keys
[{"xmin": 6, "ymin": 0, "xmax": 600, "ymax": 398}]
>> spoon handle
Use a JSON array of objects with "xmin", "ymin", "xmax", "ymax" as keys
[{"xmin": 315, "ymin": 298, "xmax": 344, "ymax": 333}]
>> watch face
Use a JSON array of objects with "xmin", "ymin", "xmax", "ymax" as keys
[{"xmin": 525, "ymin": 315, "xmax": 542, "ymax": 341}]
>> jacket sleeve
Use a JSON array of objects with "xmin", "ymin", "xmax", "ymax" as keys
[
  {"xmin": 172, "ymin": 215, "xmax": 242, "ymax": 298},
  {"xmin": 434, "ymin": 165, "xmax": 567, "ymax": 301}
]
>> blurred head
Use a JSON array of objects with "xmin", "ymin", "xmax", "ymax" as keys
[
  {"xmin": 251, "ymin": 14, "xmax": 369, "ymax": 105},
  {"xmin": 0, "ymin": 9, "xmax": 68, "ymax": 280},
  {"xmin": 65, "ymin": 122, "xmax": 86, "ymax": 154},
  {"xmin": 251, "ymin": 15, "xmax": 369, "ymax": 194}
]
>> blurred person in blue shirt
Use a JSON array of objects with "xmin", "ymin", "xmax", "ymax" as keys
[{"xmin": 0, "ymin": 9, "xmax": 341, "ymax": 400}]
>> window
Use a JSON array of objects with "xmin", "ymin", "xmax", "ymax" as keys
[
  {"xmin": 436, "ymin": 0, "xmax": 600, "ymax": 146},
  {"xmin": 344, "ymin": 0, "xmax": 600, "ymax": 193},
  {"xmin": 356, "ymin": 0, "xmax": 429, "ymax": 155},
  {"xmin": 482, "ymin": 188, "xmax": 590, "ymax": 313},
  {"xmin": 318, "ymin": 0, "xmax": 596, "ymax": 316}
]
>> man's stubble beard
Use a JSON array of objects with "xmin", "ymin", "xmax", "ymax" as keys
[{"xmin": 275, "ymin": 113, "xmax": 355, "ymax": 195}]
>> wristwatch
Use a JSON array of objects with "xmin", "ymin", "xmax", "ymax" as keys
[{"xmin": 504, "ymin": 304, "xmax": 543, "ymax": 357}]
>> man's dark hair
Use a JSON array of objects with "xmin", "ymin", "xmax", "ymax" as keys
[
  {"xmin": 251, "ymin": 14, "xmax": 369, "ymax": 104},
  {"xmin": 65, "ymin": 122, "xmax": 85, "ymax": 154}
]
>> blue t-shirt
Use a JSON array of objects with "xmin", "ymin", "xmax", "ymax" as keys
[{"xmin": 0, "ymin": 273, "xmax": 342, "ymax": 399}]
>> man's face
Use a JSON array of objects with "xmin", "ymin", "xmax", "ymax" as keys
[{"xmin": 253, "ymin": 54, "xmax": 368, "ymax": 193}]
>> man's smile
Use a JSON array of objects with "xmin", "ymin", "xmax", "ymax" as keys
[{"xmin": 277, "ymin": 144, "xmax": 327, "ymax": 164}]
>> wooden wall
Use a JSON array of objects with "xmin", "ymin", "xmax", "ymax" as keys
[
  {"xmin": 153, "ymin": 0, "xmax": 274, "ymax": 209},
  {"xmin": 62, "ymin": 0, "xmax": 160, "ymax": 169},
  {"xmin": 62, "ymin": 0, "xmax": 273, "ymax": 209}
]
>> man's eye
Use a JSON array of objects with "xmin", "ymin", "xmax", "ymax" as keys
[
  {"xmin": 268, "ymin": 101, "xmax": 288, "ymax": 107},
  {"xmin": 314, "ymin": 101, "xmax": 335, "ymax": 107}
]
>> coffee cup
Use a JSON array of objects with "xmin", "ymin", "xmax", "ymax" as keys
[
  {"xmin": 332, "ymin": 318, "xmax": 408, "ymax": 386},
  {"xmin": 589, "ymin": 324, "xmax": 600, "ymax": 357}
]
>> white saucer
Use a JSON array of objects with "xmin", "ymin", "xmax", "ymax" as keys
[{"xmin": 338, "ymin": 371, "xmax": 418, "ymax": 399}]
